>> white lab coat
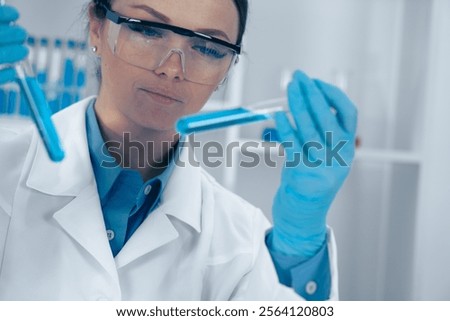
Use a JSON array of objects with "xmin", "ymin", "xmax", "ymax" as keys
[{"xmin": 0, "ymin": 97, "xmax": 338, "ymax": 300}]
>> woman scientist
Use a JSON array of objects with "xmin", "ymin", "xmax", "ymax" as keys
[{"xmin": 0, "ymin": 0, "xmax": 357, "ymax": 300}]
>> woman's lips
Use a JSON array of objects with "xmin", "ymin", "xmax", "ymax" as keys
[{"xmin": 141, "ymin": 88, "xmax": 184, "ymax": 105}]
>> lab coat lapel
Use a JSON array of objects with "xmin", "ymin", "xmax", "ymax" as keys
[
  {"xmin": 114, "ymin": 144, "xmax": 203, "ymax": 268},
  {"xmin": 52, "ymin": 183, "xmax": 119, "ymax": 283},
  {"xmin": 25, "ymin": 97, "xmax": 119, "ymax": 282},
  {"xmin": 26, "ymin": 97, "xmax": 95, "ymax": 197},
  {"xmin": 160, "ymin": 143, "xmax": 202, "ymax": 232},
  {"xmin": 114, "ymin": 207, "xmax": 179, "ymax": 269}
]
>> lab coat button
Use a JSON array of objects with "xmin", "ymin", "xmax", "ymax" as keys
[
  {"xmin": 144, "ymin": 185, "xmax": 152, "ymax": 195},
  {"xmin": 306, "ymin": 281, "xmax": 317, "ymax": 295},
  {"xmin": 106, "ymin": 229, "xmax": 115, "ymax": 241}
]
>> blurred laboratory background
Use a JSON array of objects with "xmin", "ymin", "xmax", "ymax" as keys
[{"xmin": 3, "ymin": 0, "xmax": 450, "ymax": 300}]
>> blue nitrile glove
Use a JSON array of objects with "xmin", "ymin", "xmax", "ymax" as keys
[
  {"xmin": 0, "ymin": 5, "xmax": 28, "ymax": 85},
  {"xmin": 268, "ymin": 70, "xmax": 357, "ymax": 260}
]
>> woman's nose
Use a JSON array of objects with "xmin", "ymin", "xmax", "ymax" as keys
[{"xmin": 153, "ymin": 49, "xmax": 186, "ymax": 81}]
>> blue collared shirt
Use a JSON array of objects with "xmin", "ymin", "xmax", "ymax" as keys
[
  {"xmin": 85, "ymin": 100, "xmax": 330, "ymax": 299},
  {"xmin": 85, "ymin": 102, "xmax": 176, "ymax": 256}
]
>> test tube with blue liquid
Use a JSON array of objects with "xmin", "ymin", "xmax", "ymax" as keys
[
  {"xmin": 0, "ymin": 82, "xmax": 19, "ymax": 115},
  {"xmin": 7, "ymin": 85, "xmax": 19, "ymax": 115},
  {"xmin": 60, "ymin": 40, "xmax": 77, "ymax": 109},
  {"xmin": 36, "ymin": 37, "xmax": 49, "ymax": 85},
  {"xmin": 0, "ymin": 87, "xmax": 4, "ymax": 114},
  {"xmin": 26, "ymin": 36, "xmax": 36, "ymax": 71},
  {"xmin": 18, "ymin": 36, "xmax": 37, "ymax": 116},
  {"xmin": 1, "ymin": 0, "xmax": 65, "ymax": 162},
  {"xmin": 48, "ymin": 38, "xmax": 63, "ymax": 113},
  {"xmin": 74, "ymin": 41, "xmax": 88, "ymax": 103},
  {"xmin": 176, "ymin": 97, "xmax": 287, "ymax": 136}
]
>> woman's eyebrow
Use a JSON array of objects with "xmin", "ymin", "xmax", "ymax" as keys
[
  {"xmin": 129, "ymin": 4, "xmax": 232, "ymax": 42},
  {"xmin": 130, "ymin": 4, "xmax": 171, "ymax": 23},
  {"xmin": 196, "ymin": 29, "xmax": 231, "ymax": 42}
]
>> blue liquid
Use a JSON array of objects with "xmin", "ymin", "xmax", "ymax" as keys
[
  {"xmin": 0, "ymin": 89, "xmax": 5, "ymax": 114},
  {"xmin": 7, "ymin": 90, "xmax": 17, "ymax": 114},
  {"xmin": 60, "ymin": 59, "xmax": 75, "ymax": 110},
  {"xmin": 63, "ymin": 59, "xmax": 74, "ymax": 87},
  {"xmin": 37, "ymin": 71, "xmax": 47, "ymax": 85},
  {"xmin": 61, "ymin": 91, "xmax": 73, "ymax": 110},
  {"xmin": 73, "ymin": 68, "xmax": 86, "ymax": 103},
  {"xmin": 48, "ymin": 99, "xmax": 59, "ymax": 114},
  {"xmin": 17, "ymin": 76, "xmax": 65, "ymax": 162},
  {"xmin": 176, "ymin": 107, "xmax": 271, "ymax": 135},
  {"xmin": 77, "ymin": 69, "xmax": 86, "ymax": 88},
  {"xmin": 19, "ymin": 90, "xmax": 31, "ymax": 116},
  {"xmin": 262, "ymin": 127, "xmax": 280, "ymax": 142}
]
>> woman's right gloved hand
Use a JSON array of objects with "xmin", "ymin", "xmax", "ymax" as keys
[{"xmin": 0, "ymin": 5, "xmax": 28, "ymax": 85}]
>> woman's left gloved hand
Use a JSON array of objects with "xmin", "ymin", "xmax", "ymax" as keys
[
  {"xmin": 0, "ymin": 5, "xmax": 28, "ymax": 85},
  {"xmin": 269, "ymin": 70, "xmax": 358, "ymax": 260}
]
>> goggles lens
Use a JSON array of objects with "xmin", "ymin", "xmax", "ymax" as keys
[{"xmin": 107, "ymin": 20, "xmax": 238, "ymax": 85}]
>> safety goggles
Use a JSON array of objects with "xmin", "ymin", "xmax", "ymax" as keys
[{"xmin": 101, "ymin": 4, "xmax": 241, "ymax": 85}]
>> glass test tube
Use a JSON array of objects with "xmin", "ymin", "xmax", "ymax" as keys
[
  {"xmin": 74, "ymin": 41, "xmax": 88, "ymax": 103},
  {"xmin": 60, "ymin": 40, "xmax": 77, "ymax": 109},
  {"xmin": 48, "ymin": 38, "xmax": 63, "ymax": 113},
  {"xmin": 0, "ymin": 0, "xmax": 65, "ymax": 161},
  {"xmin": 176, "ymin": 98, "xmax": 287, "ymax": 136}
]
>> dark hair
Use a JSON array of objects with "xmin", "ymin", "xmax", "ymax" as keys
[{"xmin": 91, "ymin": 0, "xmax": 248, "ymax": 45}]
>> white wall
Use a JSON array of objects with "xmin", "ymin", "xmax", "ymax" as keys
[
  {"xmin": 412, "ymin": 0, "xmax": 450, "ymax": 300},
  {"xmin": 243, "ymin": 0, "xmax": 404, "ymax": 151},
  {"xmin": 10, "ymin": 0, "xmax": 88, "ymax": 40}
]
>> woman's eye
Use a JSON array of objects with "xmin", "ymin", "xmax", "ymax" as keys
[
  {"xmin": 127, "ymin": 24, "xmax": 162, "ymax": 38},
  {"xmin": 193, "ymin": 45, "xmax": 227, "ymax": 59}
]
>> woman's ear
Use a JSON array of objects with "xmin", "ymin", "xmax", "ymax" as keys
[{"xmin": 88, "ymin": 4, "xmax": 104, "ymax": 55}]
